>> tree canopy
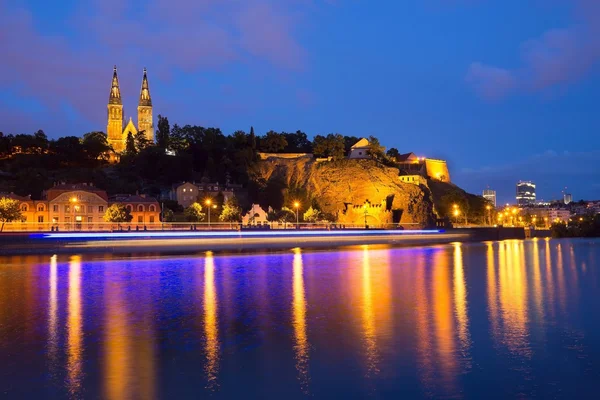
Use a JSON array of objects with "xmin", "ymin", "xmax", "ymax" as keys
[
  {"xmin": 184, "ymin": 202, "xmax": 206, "ymax": 222},
  {"xmin": 102, "ymin": 203, "xmax": 133, "ymax": 223},
  {"xmin": 0, "ymin": 197, "xmax": 23, "ymax": 231}
]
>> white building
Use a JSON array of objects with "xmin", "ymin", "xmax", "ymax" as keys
[
  {"xmin": 548, "ymin": 209, "xmax": 571, "ymax": 223},
  {"xmin": 483, "ymin": 189, "xmax": 497, "ymax": 207},
  {"xmin": 348, "ymin": 138, "xmax": 371, "ymax": 159},
  {"xmin": 242, "ymin": 204, "xmax": 269, "ymax": 225}
]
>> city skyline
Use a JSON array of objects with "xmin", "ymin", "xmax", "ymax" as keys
[{"xmin": 1, "ymin": 0, "xmax": 599, "ymax": 203}]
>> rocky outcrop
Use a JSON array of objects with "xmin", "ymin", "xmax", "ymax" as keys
[{"xmin": 250, "ymin": 158, "xmax": 436, "ymax": 226}]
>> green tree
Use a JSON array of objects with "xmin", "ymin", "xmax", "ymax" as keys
[
  {"xmin": 260, "ymin": 131, "xmax": 288, "ymax": 152},
  {"xmin": 0, "ymin": 197, "xmax": 23, "ymax": 232},
  {"xmin": 162, "ymin": 208, "xmax": 174, "ymax": 222},
  {"xmin": 156, "ymin": 114, "xmax": 170, "ymax": 149},
  {"xmin": 82, "ymin": 131, "xmax": 111, "ymax": 161},
  {"xmin": 219, "ymin": 196, "xmax": 242, "ymax": 222},
  {"xmin": 102, "ymin": 204, "xmax": 133, "ymax": 227},
  {"xmin": 249, "ymin": 126, "xmax": 257, "ymax": 150},
  {"xmin": 135, "ymin": 130, "xmax": 152, "ymax": 151},
  {"xmin": 367, "ymin": 136, "xmax": 386, "ymax": 160},
  {"xmin": 184, "ymin": 202, "xmax": 206, "ymax": 222},
  {"xmin": 125, "ymin": 131, "xmax": 137, "ymax": 155},
  {"xmin": 386, "ymin": 147, "xmax": 400, "ymax": 160},
  {"xmin": 313, "ymin": 133, "xmax": 345, "ymax": 159},
  {"xmin": 303, "ymin": 206, "xmax": 322, "ymax": 223}
]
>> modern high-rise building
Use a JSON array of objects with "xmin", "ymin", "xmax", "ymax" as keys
[
  {"xmin": 564, "ymin": 193, "xmax": 573, "ymax": 205},
  {"xmin": 516, "ymin": 181, "xmax": 536, "ymax": 205},
  {"xmin": 483, "ymin": 189, "xmax": 496, "ymax": 207}
]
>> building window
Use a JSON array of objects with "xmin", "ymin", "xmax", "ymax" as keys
[
  {"xmin": 65, "ymin": 205, "xmax": 70, "ymax": 213},
  {"xmin": 65, "ymin": 217, "xmax": 71, "ymax": 223},
  {"xmin": 138, "ymin": 216, "xmax": 143, "ymax": 223},
  {"xmin": 38, "ymin": 216, "xmax": 44, "ymax": 223},
  {"xmin": 149, "ymin": 216, "xmax": 155, "ymax": 223},
  {"xmin": 137, "ymin": 205, "xmax": 144, "ymax": 212},
  {"xmin": 99, "ymin": 206, "xmax": 104, "ymax": 212},
  {"xmin": 126, "ymin": 205, "xmax": 132, "ymax": 212},
  {"xmin": 88, "ymin": 217, "xmax": 93, "ymax": 223},
  {"xmin": 52, "ymin": 217, "xmax": 58, "ymax": 223},
  {"xmin": 183, "ymin": 188, "xmax": 187, "ymax": 192},
  {"xmin": 88, "ymin": 205, "xmax": 93, "ymax": 213},
  {"xmin": 37, "ymin": 204, "xmax": 44, "ymax": 212},
  {"xmin": 53, "ymin": 205, "xmax": 58, "ymax": 212},
  {"xmin": 149, "ymin": 205, "xmax": 156, "ymax": 212},
  {"xmin": 358, "ymin": 152, "xmax": 362, "ymax": 156},
  {"xmin": 21, "ymin": 204, "xmax": 28, "ymax": 211}
]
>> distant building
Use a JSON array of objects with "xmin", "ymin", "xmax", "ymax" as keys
[
  {"xmin": 348, "ymin": 138, "xmax": 372, "ymax": 159},
  {"xmin": 548, "ymin": 209, "xmax": 571, "ymax": 224},
  {"xmin": 483, "ymin": 189, "xmax": 497, "ymax": 207},
  {"xmin": 109, "ymin": 194, "xmax": 160, "ymax": 225},
  {"xmin": 516, "ymin": 181, "xmax": 536, "ymax": 206},
  {"xmin": 563, "ymin": 193, "xmax": 572, "ymax": 205},
  {"xmin": 172, "ymin": 179, "xmax": 243, "ymax": 208},
  {"xmin": 242, "ymin": 204, "xmax": 269, "ymax": 225}
]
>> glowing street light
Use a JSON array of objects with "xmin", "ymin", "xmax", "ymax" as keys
[
  {"xmin": 205, "ymin": 199, "xmax": 213, "ymax": 228},
  {"xmin": 293, "ymin": 201, "xmax": 300, "ymax": 229}
]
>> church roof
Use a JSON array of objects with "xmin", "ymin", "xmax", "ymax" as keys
[
  {"xmin": 351, "ymin": 138, "xmax": 370, "ymax": 149},
  {"xmin": 108, "ymin": 66, "xmax": 122, "ymax": 105},
  {"xmin": 139, "ymin": 68, "xmax": 152, "ymax": 107},
  {"xmin": 123, "ymin": 118, "xmax": 138, "ymax": 136}
]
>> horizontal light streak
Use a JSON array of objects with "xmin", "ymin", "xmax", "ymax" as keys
[{"xmin": 32, "ymin": 229, "xmax": 443, "ymax": 240}]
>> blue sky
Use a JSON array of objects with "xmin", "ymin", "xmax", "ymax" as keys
[{"xmin": 1, "ymin": 0, "xmax": 599, "ymax": 204}]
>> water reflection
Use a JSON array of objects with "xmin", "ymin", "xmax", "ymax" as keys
[
  {"xmin": 67, "ymin": 256, "xmax": 82, "ymax": 397},
  {"xmin": 498, "ymin": 241, "xmax": 531, "ymax": 357},
  {"xmin": 48, "ymin": 255, "xmax": 58, "ymax": 370},
  {"xmin": 1, "ymin": 239, "xmax": 599, "ymax": 398},
  {"xmin": 203, "ymin": 251, "xmax": 219, "ymax": 390},
  {"xmin": 361, "ymin": 246, "xmax": 379, "ymax": 377},
  {"xmin": 453, "ymin": 243, "xmax": 471, "ymax": 366},
  {"xmin": 292, "ymin": 248, "xmax": 309, "ymax": 392},
  {"xmin": 104, "ymin": 266, "xmax": 130, "ymax": 400}
]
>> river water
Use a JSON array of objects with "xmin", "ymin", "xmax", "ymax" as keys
[{"xmin": 1, "ymin": 239, "xmax": 599, "ymax": 399}]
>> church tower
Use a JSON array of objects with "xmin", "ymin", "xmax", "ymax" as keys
[
  {"xmin": 137, "ymin": 68, "xmax": 154, "ymax": 143},
  {"xmin": 107, "ymin": 66, "xmax": 124, "ymax": 153}
]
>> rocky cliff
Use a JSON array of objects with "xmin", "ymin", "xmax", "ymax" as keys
[{"xmin": 250, "ymin": 157, "xmax": 436, "ymax": 226}]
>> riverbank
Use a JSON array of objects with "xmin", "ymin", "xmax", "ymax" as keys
[{"xmin": 0, "ymin": 227, "xmax": 551, "ymax": 255}]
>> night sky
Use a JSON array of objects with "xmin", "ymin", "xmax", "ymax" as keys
[{"xmin": 1, "ymin": 0, "xmax": 599, "ymax": 204}]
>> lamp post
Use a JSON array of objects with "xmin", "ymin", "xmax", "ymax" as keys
[
  {"xmin": 70, "ymin": 197, "xmax": 77, "ymax": 231},
  {"xmin": 294, "ymin": 201, "xmax": 300, "ymax": 229},
  {"xmin": 205, "ymin": 199, "xmax": 212, "ymax": 228},
  {"xmin": 161, "ymin": 202, "xmax": 164, "ymax": 230},
  {"xmin": 363, "ymin": 204, "xmax": 368, "ymax": 229},
  {"xmin": 486, "ymin": 205, "xmax": 491, "ymax": 226}
]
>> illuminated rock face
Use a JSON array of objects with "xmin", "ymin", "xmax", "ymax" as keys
[{"xmin": 251, "ymin": 158, "xmax": 436, "ymax": 226}]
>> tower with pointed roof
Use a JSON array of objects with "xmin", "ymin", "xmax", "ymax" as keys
[
  {"xmin": 137, "ymin": 68, "xmax": 154, "ymax": 143},
  {"xmin": 107, "ymin": 66, "xmax": 124, "ymax": 153}
]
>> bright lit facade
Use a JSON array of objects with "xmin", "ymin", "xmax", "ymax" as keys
[
  {"xmin": 516, "ymin": 181, "xmax": 536, "ymax": 206},
  {"xmin": 564, "ymin": 193, "xmax": 573, "ymax": 205},
  {"xmin": 483, "ymin": 189, "xmax": 497, "ymax": 207},
  {"xmin": 107, "ymin": 66, "xmax": 154, "ymax": 153}
]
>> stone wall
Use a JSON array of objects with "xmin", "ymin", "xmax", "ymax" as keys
[{"xmin": 425, "ymin": 159, "xmax": 450, "ymax": 182}]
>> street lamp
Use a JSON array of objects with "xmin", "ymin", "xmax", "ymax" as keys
[
  {"xmin": 293, "ymin": 201, "xmax": 300, "ymax": 229},
  {"xmin": 205, "ymin": 199, "xmax": 212, "ymax": 228},
  {"xmin": 70, "ymin": 197, "xmax": 78, "ymax": 231},
  {"xmin": 363, "ymin": 204, "xmax": 368, "ymax": 229}
]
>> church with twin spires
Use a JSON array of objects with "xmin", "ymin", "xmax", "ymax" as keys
[{"xmin": 107, "ymin": 66, "xmax": 154, "ymax": 153}]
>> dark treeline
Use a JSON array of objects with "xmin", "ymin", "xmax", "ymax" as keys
[
  {"xmin": 0, "ymin": 116, "xmax": 394, "ymax": 202},
  {"xmin": 551, "ymin": 214, "xmax": 600, "ymax": 238}
]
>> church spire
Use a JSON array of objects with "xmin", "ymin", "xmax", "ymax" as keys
[
  {"xmin": 109, "ymin": 65, "xmax": 122, "ymax": 105},
  {"xmin": 139, "ymin": 67, "xmax": 152, "ymax": 106}
]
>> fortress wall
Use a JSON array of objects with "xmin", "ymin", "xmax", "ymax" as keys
[{"xmin": 425, "ymin": 159, "xmax": 450, "ymax": 182}]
